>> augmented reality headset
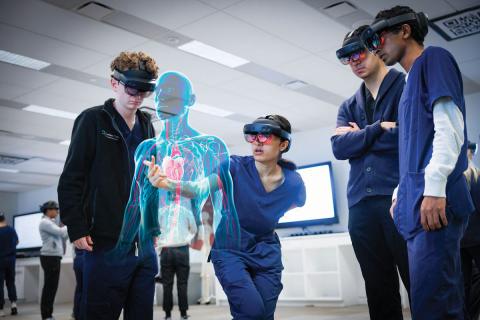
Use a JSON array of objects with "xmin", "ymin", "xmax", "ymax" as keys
[
  {"xmin": 112, "ymin": 69, "xmax": 156, "ymax": 92},
  {"xmin": 243, "ymin": 118, "xmax": 291, "ymax": 152},
  {"xmin": 336, "ymin": 37, "xmax": 365, "ymax": 64},
  {"xmin": 361, "ymin": 12, "xmax": 428, "ymax": 52},
  {"xmin": 468, "ymin": 141, "xmax": 478, "ymax": 155}
]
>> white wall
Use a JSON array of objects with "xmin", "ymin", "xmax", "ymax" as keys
[
  {"xmin": 0, "ymin": 191, "xmax": 18, "ymax": 224},
  {"xmin": 16, "ymin": 185, "xmax": 58, "ymax": 214}
]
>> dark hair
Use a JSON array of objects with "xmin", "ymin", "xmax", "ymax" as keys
[
  {"xmin": 0, "ymin": 212, "xmax": 5, "ymax": 223},
  {"xmin": 257, "ymin": 115, "xmax": 297, "ymax": 170},
  {"xmin": 40, "ymin": 201, "xmax": 59, "ymax": 214},
  {"xmin": 343, "ymin": 25, "xmax": 369, "ymax": 46},
  {"xmin": 375, "ymin": 6, "xmax": 425, "ymax": 45}
]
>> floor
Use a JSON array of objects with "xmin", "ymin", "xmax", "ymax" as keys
[{"xmin": 1, "ymin": 302, "xmax": 412, "ymax": 320}]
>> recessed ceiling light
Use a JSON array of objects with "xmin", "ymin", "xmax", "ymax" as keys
[
  {"xmin": 178, "ymin": 40, "xmax": 249, "ymax": 68},
  {"xmin": 193, "ymin": 103, "xmax": 234, "ymax": 117},
  {"xmin": 23, "ymin": 105, "xmax": 78, "ymax": 120},
  {"xmin": 59, "ymin": 140, "xmax": 71, "ymax": 146},
  {"xmin": 0, "ymin": 168, "xmax": 19, "ymax": 173},
  {"xmin": 283, "ymin": 80, "xmax": 308, "ymax": 90},
  {"xmin": 0, "ymin": 50, "xmax": 50, "ymax": 70}
]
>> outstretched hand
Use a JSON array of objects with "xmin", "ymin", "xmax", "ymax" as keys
[{"xmin": 143, "ymin": 155, "xmax": 170, "ymax": 190}]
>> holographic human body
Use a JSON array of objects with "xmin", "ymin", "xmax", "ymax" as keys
[{"xmin": 110, "ymin": 71, "xmax": 240, "ymax": 260}]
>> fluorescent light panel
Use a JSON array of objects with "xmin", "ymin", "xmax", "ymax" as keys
[
  {"xmin": 23, "ymin": 105, "xmax": 78, "ymax": 120},
  {"xmin": 178, "ymin": 40, "xmax": 249, "ymax": 68},
  {"xmin": 194, "ymin": 103, "xmax": 234, "ymax": 117},
  {"xmin": 59, "ymin": 140, "xmax": 71, "ymax": 146},
  {"xmin": 0, "ymin": 168, "xmax": 19, "ymax": 173},
  {"xmin": 0, "ymin": 50, "xmax": 50, "ymax": 70}
]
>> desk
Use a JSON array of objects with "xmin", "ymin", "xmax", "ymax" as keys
[{"xmin": 15, "ymin": 257, "xmax": 75, "ymax": 303}]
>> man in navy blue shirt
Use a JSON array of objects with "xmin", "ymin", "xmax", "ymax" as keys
[
  {"xmin": 0, "ymin": 211, "xmax": 18, "ymax": 316},
  {"xmin": 331, "ymin": 25, "xmax": 409, "ymax": 320},
  {"xmin": 366, "ymin": 6, "xmax": 475, "ymax": 319}
]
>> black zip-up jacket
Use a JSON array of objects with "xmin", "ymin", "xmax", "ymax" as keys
[{"xmin": 58, "ymin": 99, "xmax": 155, "ymax": 245}]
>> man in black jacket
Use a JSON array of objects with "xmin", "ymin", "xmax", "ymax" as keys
[{"xmin": 58, "ymin": 51, "xmax": 158, "ymax": 320}]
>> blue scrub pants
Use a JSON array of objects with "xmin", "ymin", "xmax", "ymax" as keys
[
  {"xmin": 212, "ymin": 250, "xmax": 282, "ymax": 320},
  {"xmin": 349, "ymin": 196, "xmax": 410, "ymax": 320},
  {"xmin": 81, "ymin": 242, "xmax": 158, "ymax": 320},
  {"xmin": 408, "ymin": 212, "xmax": 468, "ymax": 320},
  {"xmin": 73, "ymin": 249, "xmax": 84, "ymax": 319}
]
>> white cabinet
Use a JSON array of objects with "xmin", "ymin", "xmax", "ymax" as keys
[{"xmin": 215, "ymin": 232, "xmax": 363, "ymax": 307}]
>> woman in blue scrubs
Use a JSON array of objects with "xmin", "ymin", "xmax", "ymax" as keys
[
  {"xmin": 145, "ymin": 114, "xmax": 306, "ymax": 319},
  {"xmin": 210, "ymin": 115, "xmax": 306, "ymax": 320}
]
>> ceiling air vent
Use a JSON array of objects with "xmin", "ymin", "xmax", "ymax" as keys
[
  {"xmin": 0, "ymin": 154, "xmax": 29, "ymax": 165},
  {"xmin": 324, "ymin": 2, "xmax": 357, "ymax": 18},
  {"xmin": 430, "ymin": 5, "xmax": 480, "ymax": 41},
  {"xmin": 76, "ymin": 1, "xmax": 114, "ymax": 20}
]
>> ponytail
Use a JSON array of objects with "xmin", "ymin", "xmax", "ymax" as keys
[{"xmin": 278, "ymin": 158, "xmax": 297, "ymax": 171}]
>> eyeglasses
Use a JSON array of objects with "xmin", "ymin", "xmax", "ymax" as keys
[
  {"xmin": 340, "ymin": 49, "xmax": 367, "ymax": 65},
  {"xmin": 244, "ymin": 133, "xmax": 274, "ymax": 144}
]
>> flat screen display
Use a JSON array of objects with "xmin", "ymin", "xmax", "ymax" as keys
[
  {"xmin": 13, "ymin": 212, "xmax": 43, "ymax": 251},
  {"xmin": 277, "ymin": 162, "xmax": 338, "ymax": 228}
]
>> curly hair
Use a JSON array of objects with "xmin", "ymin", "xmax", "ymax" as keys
[{"xmin": 110, "ymin": 51, "xmax": 159, "ymax": 78}]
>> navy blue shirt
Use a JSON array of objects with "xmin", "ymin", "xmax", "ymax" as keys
[
  {"xmin": 462, "ymin": 173, "xmax": 480, "ymax": 247},
  {"xmin": 115, "ymin": 114, "xmax": 144, "ymax": 175},
  {"xmin": 229, "ymin": 156, "xmax": 305, "ymax": 252},
  {"xmin": 0, "ymin": 226, "xmax": 18, "ymax": 261},
  {"xmin": 394, "ymin": 47, "xmax": 475, "ymax": 240},
  {"xmin": 331, "ymin": 69, "xmax": 405, "ymax": 208}
]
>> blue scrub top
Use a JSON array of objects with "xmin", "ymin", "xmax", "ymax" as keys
[
  {"xmin": 213, "ymin": 156, "xmax": 305, "ymax": 266},
  {"xmin": 0, "ymin": 225, "xmax": 18, "ymax": 262},
  {"xmin": 394, "ymin": 46, "xmax": 474, "ymax": 240}
]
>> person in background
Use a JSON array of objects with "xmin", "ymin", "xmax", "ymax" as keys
[
  {"xmin": 461, "ymin": 141, "xmax": 480, "ymax": 320},
  {"xmin": 198, "ymin": 208, "xmax": 215, "ymax": 305},
  {"xmin": 39, "ymin": 201, "xmax": 68, "ymax": 320},
  {"xmin": 158, "ymin": 209, "xmax": 197, "ymax": 320},
  {"xmin": 0, "ymin": 211, "xmax": 18, "ymax": 317}
]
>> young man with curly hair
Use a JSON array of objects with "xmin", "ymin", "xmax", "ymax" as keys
[{"xmin": 58, "ymin": 51, "xmax": 159, "ymax": 320}]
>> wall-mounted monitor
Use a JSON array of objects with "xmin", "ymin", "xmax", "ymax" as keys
[
  {"xmin": 277, "ymin": 162, "xmax": 338, "ymax": 228},
  {"xmin": 13, "ymin": 212, "xmax": 43, "ymax": 253}
]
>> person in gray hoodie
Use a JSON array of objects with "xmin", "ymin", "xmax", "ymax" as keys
[{"xmin": 38, "ymin": 201, "xmax": 68, "ymax": 320}]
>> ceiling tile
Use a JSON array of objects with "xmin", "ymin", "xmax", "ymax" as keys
[
  {"xmin": 0, "ymin": 23, "xmax": 108, "ymax": 70},
  {"xmin": 277, "ymin": 54, "xmax": 362, "ymax": 98},
  {"xmin": 177, "ymin": 11, "xmax": 309, "ymax": 68},
  {"xmin": 224, "ymin": 0, "xmax": 349, "ymax": 52},
  {"xmin": 98, "ymin": 0, "xmax": 217, "ymax": 30},
  {"xmin": 0, "ymin": 136, "xmax": 68, "ymax": 162},
  {"xmin": 0, "ymin": 0, "xmax": 148, "ymax": 56}
]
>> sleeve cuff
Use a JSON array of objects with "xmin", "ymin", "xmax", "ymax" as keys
[{"xmin": 423, "ymin": 176, "xmax": 447, "ymax": 198}]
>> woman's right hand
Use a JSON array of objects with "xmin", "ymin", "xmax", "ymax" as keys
[{"xmin": 143, "ymin": 155, "xmax": 171, "ymax": 190}]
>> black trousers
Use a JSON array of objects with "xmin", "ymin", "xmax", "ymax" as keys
[
  {"xmin": 349, "ymin": 195, "xmax": 410, "ymax": 320},
  {"xmin": 160, "ymin": 245, "xmax": 190, "ymax": 315},
  {"xmin": 461, "ymin": 245, "xmax": 480, "ymax": 320},
  {"xmin": 0, "ymin": 257, "xmax": 17, "ymax": 309},
  {"xmin": 40, "ymin": 255, "xmax": 61, "ymax": 319}
]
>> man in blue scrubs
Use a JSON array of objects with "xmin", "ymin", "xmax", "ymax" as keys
[
  {"xmin": 364, "ymin": 6, "xmax": 475, "ymax": 319},
  {"xmin": 332, "ymin": 25, "xmax": 409, "ymax": 320}
]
